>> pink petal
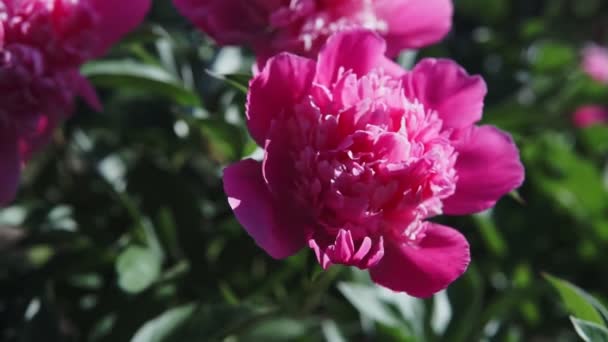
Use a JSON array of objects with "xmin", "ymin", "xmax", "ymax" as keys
[
  {"xmin": 581, "ymin": 44, "xmax": 608, "ymax": 84},
  {"xmin": 403, "ymin": 58, "xmax": 487, "ymax": 129},
  {"xmin": 0, "ymin": 22, "xmax": 4, "ymax": 48},
  {"xmin": 18, "ymin": 115, "xmax": 57, "ymax": 161},
  {"xmin": 0, "ymin": 132, "xmax": 21, "ymax": 205},
  {"xmin": 262, "ymin": 131, "xmax": 296, "ymax": 201},
  {"xmin": 89, "ymin": 0, "xmax": 152, "ymax": 57},
  {"xmin": 173, "ymin": 0, "xmax": 273, "ymax": 46},
  {"xmin": 374, "ymin": 0, "xmax": 453, "ymax": 56},
  {"xmin": 309, "ymin": 239, "xmax": 333, "ymax": 270},
  {"xmin": 443, "ymin": 125, "xmax": 524, "ymax": 215},
  {"xmin": 369, "ymin": 223, "xmax": 470, "ymax": 298},
  {"xmin": 309, "ymin": 231, "xmax": 384, "ymax": 270},
  {"xmin": 572, "ymin": 105, "xmax": 608, "ymax": 128},
  {"xmin": 314, "ymin": 30, "xmax": 404, "ymax": 86},
  {"xmin": 247, "ymin": 53, "xmax": 316, "ymax": 146},
  {"xmin": 223, "ymin": 159, "xmax": 306, "ymax": 259},
  {"xmin": 374, "ymin": 133, "xmax": 411, "ymax": 162},
  {"xmin": 68, "ymin": 70, "xmax": 102, "ymax": 111}
]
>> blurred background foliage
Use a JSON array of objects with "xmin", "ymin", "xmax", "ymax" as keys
[{"xmin": 2, "ymin": 0, "xmax": 608, "ymax": 341}]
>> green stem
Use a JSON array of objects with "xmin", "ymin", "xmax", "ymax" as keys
[{"xmin": 301, "ymin": 266, "xmax": 344, "ymax": 314}]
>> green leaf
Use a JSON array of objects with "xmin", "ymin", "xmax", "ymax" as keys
[
  {"xmin": 198, "ymin": 119, "xmax": 245, "ymax": 161},
  {"xmin": 160, "ymin": 304, "xmax": 274, "ymax": 341},
  {"xmin": 206, "ymin": 70, "xmax": 251, "ymax": 93},
  {"xmin": 580, "ymin": 125, "xmax": 608, "ymax": 156},
  {"xmin": 444, "ymin": 264, "xmax": 484, "ymax": 342},
  {"xmin": 242, "ymin": 318, "xmax": 314, "ymax": 341},
  {"xmin": 116, "ymin": 246, "xmax": 161, "ymax": 294},
  {"xmin": 82, "ymin": 60, "xmax": 200, "ymax": 106},
  {"xmin": 571, "ymin": 317, "xmax": 608, "ymax": 342},
  {"xmin": 531, "ymin": 41, "xmax": 576, "ymax": 72},
  {"xmin": 337, "ymin": 282, "xmax": 400, "ymax": 327},
  {"xmin": 544, "ymin": 274, "xmax": 605, "ymax": 326},
  {"xmin": 27, "ymin": 245, "xmax": 55, "ymax": 267},
  {"xmin": 456, "ymin": 0, "xmax": 509, "ymax": 22},
  {"xmin": 523, "ymin": 134, "xmax": 608, "ymax": 221},
  {"xmin": 131, "ymin": 304, "xmax": 196, "ymax": 342},
  {"xmin": 321, "ymin": 320, "xmax": 347, "ymax": 342},
  {"xmin": 431, "ymin": 290, "xmax": 453, "ymax": 335},
  {"xmin": 473, "ymin": 211, "xmax": 507, "ymax": 257}
]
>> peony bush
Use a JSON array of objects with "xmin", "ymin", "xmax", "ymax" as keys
[{"xmin": 0, "ymin": 0, "xmax": 150, "ymax": 204}]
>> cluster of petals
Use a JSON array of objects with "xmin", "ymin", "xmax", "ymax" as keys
[
  {"xmin": 223, "ymin": 30, "xmax": 524, "ymax": 297},
  {"xmin": 581, "ymin": 44, "xmax": 608, "ymax": 84},
  {"xmin": 572, "ymin": 105, "xmax": 608, "ymax": 128},
  {"xmin": 0, "ymin": 0, "xmax": 150, "ymax": 204},
  {"xmin": 173, "ymin": 0, "xmax": 453, "ymax": 65}
]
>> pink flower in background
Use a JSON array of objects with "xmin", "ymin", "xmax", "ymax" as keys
[
  {"xmin": 0, "ymin": 0, "xmax": 151, "ymax": 204},
  {"xmin": 223, "ymin": 30, "xmax": 524, "ymax": 297},
  {"xmin": 572, "ymin": 105, "xmax": 608, "ymax": 128},
  {"xmin": 582, "ymin": 44, "xmax": 608, "ymax": 84},
  {"xmin": 173, "ymin": 0, "xmax": 453, "ymax": 64}
]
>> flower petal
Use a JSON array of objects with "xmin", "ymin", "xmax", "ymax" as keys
[
  {"xmin": 443, "ymin": 125, "xmax": 524, "ymax": 215},
  {"xmin": 0, "ymin": 132, "xmax": 21, "ymax": 205},
  {"xmin": 572, "ymin": 105, "xmax": 608, "ymax": 128},
  {"xmin": 403, "ymin": 58, "xmax": 487, "ymax": 129},
  {"xmin": 73, "ymin": 72, "xmax": 102, "ymax": 111},
  {"xmin": 374, "ymin": 0, "xmax": 453, "ymax": 56},
  {"xmin": 172, "ymin": 0, "xmax": 271, "ymax": 46},
  {"xmin": 582, "ymin": 44, "xmax": 608, "ymax": 84},
  {"xmin": 223, "ymin": 159, "xmax": 306, "ymax": 259},
  {"xmin": 0, "ymin": 20, "xmax": 4, "ymax": 48},
  {"xmin": 314, "ymin": 30, "xmax": 403, "ymax": 86},
  {"xmin": 89, "ymin": 0, "xmax": 152, "ymax": 57},
  {"xmin": 262, "ymin": 128, "xmax": 296, "ymax": 201},
  {"xmin": 18, "ymin": 115, "xmax": 57, "ymax": 161},
  {"xmin": 309, "ymin": 231, "xmax": 384, "ymax": 270},
  {"xmin": 247, "ymin": 53, "xmax": 316, "ymax": 146},
  {"xmin": 370, "ymin": 223, "xmax": 470, "ymax": 298}
]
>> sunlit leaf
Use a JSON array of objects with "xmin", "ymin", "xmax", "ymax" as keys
[
  {"xmin": 571, "ymin": 317, "xmax": 608, "ymax": 342},
  {"xmin": 544, "ymin": 273, "xmax": 605, "ymax": 326},
  {"xmin": 206, "ymin": 70, "xmax": 251, "ymax": 93},
  {"xmin": 337, "ymin": 282, "xmax": 400, "ymax": 327},
  {"xmin": 83, "ymin": 60, "xmax": 200, "ymax": 106},
  {"xmin": 116, "ymin": 246, "xmax": 162, "ymax": 294},
  {"xmin": 321, "ymin": 320, "xmax": 347, "ymax": 342},
  {"xmin": 132, "ymin": 304, "xmax": 196, "ymax": 342}
]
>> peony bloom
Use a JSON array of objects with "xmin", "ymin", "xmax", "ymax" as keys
[
  {"xmin": 582, "ymin": 44, "xmax": 608, "ymax": 84},
  {"xmin": 173, "ymin": 0, "xmax": 453, "ymax": 64},
  {"xmin": 0, "ymin": 0, "xmax": 151, "ymax": 204},
  {"xmin": 223, "ymin": 30, "xmax": 524, "ymax": 297},
  {"xmin": 572, "ymin": 105, "xmax": 608, "ymax": 128}
]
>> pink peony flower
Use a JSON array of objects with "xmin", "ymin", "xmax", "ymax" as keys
[
  {"xmin": 223, "ymin": 30, "xmax": 524, "ymax": 297},
  {"xmin": 173, "ymin": 0, "xmax": 453, "ymax": 63},
  {"xmin": 572, "ymin": 105, "xmax": 608, "ymax": 128},
  {"xmin": 582, "ymin": 44, "xmax": 608, "ymax": 84},
  {"xmin": 0, "ymin": 0, "xmax": 151, "ymax": 204}
]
